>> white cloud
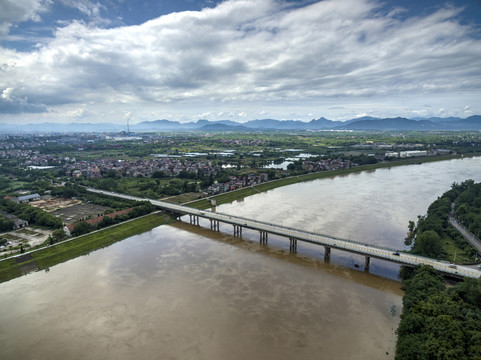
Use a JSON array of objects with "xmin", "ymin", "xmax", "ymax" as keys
[
  {"xmin": 0, "ymin": 0, "xmax": 50, "ymax": 40},
  {"xmin": 0, "ymin": 87, "xmax": 48, "ymax": 113},
  {"xmin": 0, "ymin": 0, "xmax": 480, "ymax": 121},
  {"xmin": 464, "ymin": 105, "xmax": 473, "ymax": 116},
  {"xmin": 1, "ymin": 87, "xmax": 14, "ymax": 100},
  {"xmin": 199, "ymin": 112, "xmax": 213, "ymax": 119},
  {"xmin": 63, "ymin": 107, "xmax": 93, "ymax": 117}
]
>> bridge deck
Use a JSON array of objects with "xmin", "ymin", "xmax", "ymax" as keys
[{"xmin": 87, "ymin": 188, "xmax": 481, "ymax": 279}]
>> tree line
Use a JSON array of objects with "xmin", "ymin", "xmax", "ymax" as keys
[{"xmin": 396, "ymin": 265, "xmax": 481, "ymax": 359}]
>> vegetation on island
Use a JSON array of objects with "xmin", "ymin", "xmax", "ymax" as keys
[{"xmin": 396, "ymin": 265, "xmax": 481, "ymax": 360}]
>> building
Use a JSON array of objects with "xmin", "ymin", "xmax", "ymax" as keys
[
  {"xmin": 0, "ymin": 211, "xmax": 29, "ymax": 230},
  {"xmin": 399, "ymin": 150, "xmax": 428, "ymax": 158},
  {"xmin": 17, "ymin": 193, "xmax": 40, "ymax": 203},
  {"xmin": 385, "ymin": 152, "xmax": 399, "ymax": 158}
]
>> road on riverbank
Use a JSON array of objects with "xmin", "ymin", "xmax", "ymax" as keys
[{"xmin": 449, "ymin": 216, "xmax": 481, "ymax": 254}]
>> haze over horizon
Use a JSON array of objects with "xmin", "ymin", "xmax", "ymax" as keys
[{"xmin": 1, "ymin": 0, "xmax": 481, "ymax": 125}]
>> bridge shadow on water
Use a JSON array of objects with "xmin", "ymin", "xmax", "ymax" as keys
[{"xmin": 171, "ymin": 218, "xmax": 403, "ymax": 295}]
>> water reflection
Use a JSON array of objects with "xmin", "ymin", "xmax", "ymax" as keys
[{"xmin": 0, "ymin": 225, "xmax": 402, "ymax": 360}]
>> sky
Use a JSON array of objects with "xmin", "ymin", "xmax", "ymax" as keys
[{"xmin": 0, "ymin": 0, "xmax": 481, "ymax": 125}]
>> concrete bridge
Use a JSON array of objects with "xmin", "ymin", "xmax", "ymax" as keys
[{"xmin": 86, "ymin": 188, "xmax": 481, "ymax": 279}]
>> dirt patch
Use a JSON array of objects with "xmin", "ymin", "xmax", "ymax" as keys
[
  {"xmin": 15, "ymin": 253, "xmax": 33, "ymax": 263},
  {"xmin": 13, "ymin": 254, "xmax": 39, "ymax": 274},
  {"xmin": 18, "ymin": 261, "xmax": 39, "ymax": 275},
  {"xmin": 16, "ymin": 228, "xmax": 51, "ymax": 247},
  {"xmin": 0, "ymin": 227, "xmax": 52, "ymax": 255},
  {"xmin": 30, "ymin": 198, "xmax": 82, "ymax": 212},
  {"xmin": 16, "ymin": 228, "xmax": 37, "ymax": 236},
  {"xmin": 50, "ymin": 203, "xmax": 110, "ymax": 224}
]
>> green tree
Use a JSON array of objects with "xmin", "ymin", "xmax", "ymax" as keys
[
  {"xmin": 152, "ymin": 170, "xmax": 165, "ymax": 178},
  {"xmin": 0, "ymin": 217, "xmax": 15, "ymax": 232},
  {"xmin": 51, "ymin": 228, "xmax": 66, "ymax": 242},
  {"xmin": 98, "ymin": 216, "xmax": 116, "ymax": 228},
  {"xmin": 405, "ymin": 220, "xmax": 417, "ymax": 246},
  {"xmin": 413, "ymin": 230, "xmax": 443, "ymax": 258},
  {"xmin": 71, "ymin": 221, "xmax": 92, "ymax": 237}
]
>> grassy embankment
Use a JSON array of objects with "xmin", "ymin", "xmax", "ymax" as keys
[{"xmin": 0, "ymin": 212, "xmax": 175, "ymax": 283}]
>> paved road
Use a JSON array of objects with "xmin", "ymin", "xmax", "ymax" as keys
[
  {"xmin": 86, "ymin": 188, "xmax": 481, "ymax": 279},
  {"xmin": 449, "ymin": 216, "xmax": 481, "ymax": 253}
]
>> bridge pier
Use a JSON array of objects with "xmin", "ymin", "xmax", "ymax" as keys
[
  {"xmin": 189, "ymin": 215, "xmax": 199, "ymax": 225},
  {"xmin": 259, "ymin": 231, "xmax": 268, "ymax": 245},
  {"xmin": 233, "ymin": 225, "xmax": 242, "ymax": 237},
  {"xmin": 364, "ymin": 256, "xmax": 370, "ymax": 271},
  {"xmin": 210, "ymin": 219, "xmax": 220, "ymax": 231},
  {"xmin": 289, "ymin": 238, "xmax": 297, "ymax": 253},
  {"xmin": 324, "ymin": 246, "xmax": 331, "ymax": 262}
]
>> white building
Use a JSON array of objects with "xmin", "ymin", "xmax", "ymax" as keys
[
  {"xmin": 385, "ymin": 152, "xmax": 399, "ymax": 158},
  {"xmin": 399, "ymin": 150, "xmax": 428, "ymax": 158}
]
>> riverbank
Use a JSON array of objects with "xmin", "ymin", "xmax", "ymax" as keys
[
  {"xmin": 185, "ymin": 154, "xmax": 467, "ymax": 209},
  {"xmin": 0, "ymin": 212, "xmax": 175, "ymax": 283}
]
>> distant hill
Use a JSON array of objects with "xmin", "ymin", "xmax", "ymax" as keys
[
  {"xmin": 1, "ymin": 115, "xmax": 480, "ymax": 133},
  {"xmin": 447, "ymin": 115, "xmax": 481, "ymax": 130},
  {"xmin": 134, "ymin": 119, "xmax": 182, "ymax": 131},
  {"xmin": 198, "ymin": 123, "xmax": 250, "ymax": 131},
  {"xmin": 340, "ymin": 117, "xmax": 437, "ymax": 130},
  {"xmin": 340, "ymin": 116, "xmax": 481, "ymax": 130}
]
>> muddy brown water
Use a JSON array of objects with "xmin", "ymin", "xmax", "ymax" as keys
[{"xmin": 1, "ymin": 157, "xmax": 481, "ymax": 359}]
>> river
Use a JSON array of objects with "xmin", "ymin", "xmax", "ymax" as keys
[{"xmin": 1, "ymin": 157, "xmax": 480, "ymax": 360}]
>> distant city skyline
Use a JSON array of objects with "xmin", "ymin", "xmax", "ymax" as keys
[{"xmin": 1, "ymin": 0, "xmax": 481, "ymax": 125}]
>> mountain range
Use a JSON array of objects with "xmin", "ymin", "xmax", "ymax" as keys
[{"xmin": 1, "ymin": 115, "xmax": 480, "ymax": 133}]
